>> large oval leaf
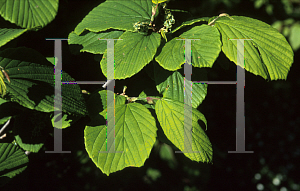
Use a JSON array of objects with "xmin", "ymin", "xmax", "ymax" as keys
[
  {"xmin": 155, "ymin": 98, "xmax": 212, "ymax": 162},
  {"xmin": 0, "ymin": 0, "xmax": 59, "ymax": 29},
  {"xmin": 74, "ymin": 0, "xmax": 152, "ymax": 35},
  {"xmin": 214, "ymin": 16, "xmax": 294, "ymax": 80},
  {"xmin": 156, "ymin": 24, "xmax": 221, "ymax": 71},
  {"xmin": 85, "ymin": 102, "xmax": 157, "ymax": 175},
  {"xmin": 100, "ymin": 31, "xmax": 161, "ymax": 79}
]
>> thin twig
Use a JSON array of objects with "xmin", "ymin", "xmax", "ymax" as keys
[
  {"xmin": 0, "ymin": 118, "xmax": 11, "ymax": 136},
  {"xmin": 0, "ymin": 133, "xmax": 6, "ymax": 139}
]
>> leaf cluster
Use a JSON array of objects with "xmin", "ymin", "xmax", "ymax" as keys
[{"xmin": 0, "ymin": 0, "xmax": 294, "ymax": 182}]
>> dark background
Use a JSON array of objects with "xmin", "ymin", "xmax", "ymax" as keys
[{"xmin": 0, "ymin": 0, "xmax": 299, "ymax": 190}]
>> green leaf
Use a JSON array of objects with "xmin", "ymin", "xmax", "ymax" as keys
[
  {"xmin": 13, "ymin": 111, "xmax": 50, "ymax": 153},
  {"xmin": 289, "ymin": 23, "xmax": 300, "ymax": 51},
  {"xmin": 84, "ymin": 102, "xmax": 157, "ymax": 176},
  {"xmin": 0, "ymin": 143, "xmax": 29, "ymax": 180},
  {"xmin": 74, "ymin": 0, "xmax": 152, "ymax": 35},
  {"xmin": 0, "ymin": 28, "xmax": 27, "ymax": 48},
  {"xmin": 100, "ymin": 31, "xmax": 161, "ymax": 79},
  {"xmin": 154, "ymin": 63, "xmax": 207, "ymax": 109},
  {"xmin": 215, "ymin": 16, "xmax": 294, "ymax": 80},
  {"xmin": 0, "ymin": 0, "xmax": 59, "ymax": 29},
  {"xmin": 155, "ymin": 98, "xmax": 212, "ymax": 162},
  {"xmin": 156, "ymin": 25, "xmax": 221, "ymax": 71},
  {"xmin": 138, "ymin": 91, "xmax": 147, "ymax": 99},
  {"xmin": 68, "ymin": 30, "xmax": 124, "ymax": 54},
  {"xmin": 172, "ymin": 17, "xmax": 210, "ymax": 33},
  {"xmin": 0, "ymin": 47, "xmax": 87, "ymax": 115}
]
